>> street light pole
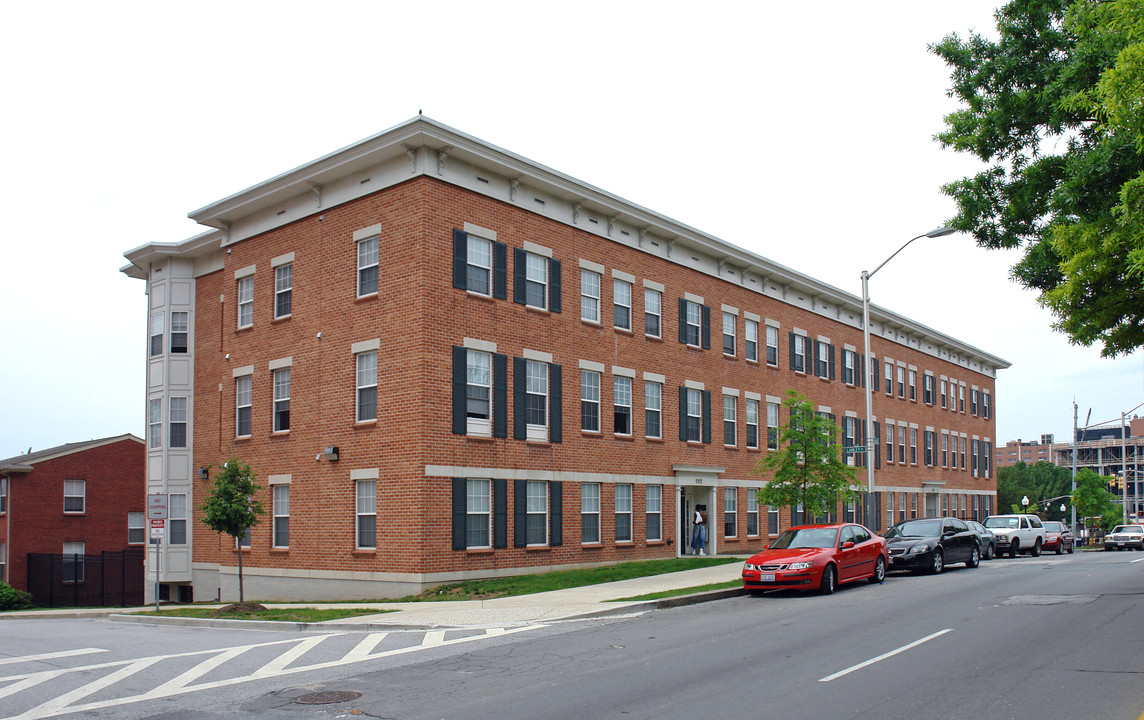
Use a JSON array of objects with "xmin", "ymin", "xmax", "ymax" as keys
[{"xmin": 862, "ymin": 227, "xmax": 956, "ymax": 528}]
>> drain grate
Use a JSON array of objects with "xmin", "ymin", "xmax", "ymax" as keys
[{"xmin": 293, "ymin": 691, "xmax": 363, "ymax": 705}]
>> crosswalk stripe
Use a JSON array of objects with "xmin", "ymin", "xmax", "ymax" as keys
[
  {"xmin": 140, "ymin": 646, "xmax": 251, "ymax": 699},
  {"xmin": 251, "ymin": 635, "xmax": 329, "ymax": 678},
  {"xmin": 12, "ymin": 658, "xmax": 162, "ymax": 720},
  {"xmin": 421, "ymin": 631, "xmax": 446, "ymax": 647},
  {"xmin": 0, "ymin": 650, "xmax": 105, "ymax": 667},
  {"xmin": 342, "ymin": 632, "xmax": 389, "ymax": 662}
]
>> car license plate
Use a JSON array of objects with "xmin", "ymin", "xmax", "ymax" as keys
[
  {"xmin": 760, "ymin": 573, "xmax": 775, "ymax": 582},
  {"xmin": 1119, "ymin": 541, "xmax": 1126, "ymax": 546}
]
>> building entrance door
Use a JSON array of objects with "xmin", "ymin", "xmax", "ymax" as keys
[
  {"xmin": 925, "ymin": 493, "xmax": 940, "ymax": 518},
  {"xmin": 678, "ymin": 485, "xmax": 714, "ymax": 556}
]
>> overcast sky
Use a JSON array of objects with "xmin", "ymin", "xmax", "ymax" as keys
[{"xmin": 2, "ymin": 1, "xmax": 1141, "ymax": 461}]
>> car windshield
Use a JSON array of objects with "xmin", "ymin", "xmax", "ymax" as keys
[
  {"xmin": 770, "ymin": 527, "xmax": 839, "ymax": 549},
  {"xmin": 984, "ymin": 517, "xmax": 1019, "ymax": 529},
  {"xmin": 1043, "ymin": 522, "xmax": 1062, "ymax": 532},
  {"xmin": 1111, "ymin": 525, "xmax": 1143, "ymax": 534},
  {"xmin": 884, "ymin": 520, "xmax": 941, "ymax": 539}
]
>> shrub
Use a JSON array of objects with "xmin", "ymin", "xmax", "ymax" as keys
[{"xmin": 0, "ymin": 581, "xmax": 35, "ymax": 611}]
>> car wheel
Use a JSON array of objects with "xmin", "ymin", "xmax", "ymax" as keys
[
  {"xmin": 984, "ymin": 542, "xmax": 994, "ymax": 560},
  {"xmin": 819, "ymin": 565, "xmax": 836, "ymax": 595},
  {"xmin": 1009, "ymin": 539, "xmax": 1020, "ymax": 558},
  {"xmin": 966, "ymin": 546, "xmax": 980, "ymax": 568},
  {"xmin": 1067, "ymin": 545, "xmax": 1074, "ymax": 554},
  {"xmin": 1055, "ymin": 542, "xmax": 1064, "ymax": 555},
  {"xmin": 1031, "ymin": 539, "xmax": 1042, "ymax": 557},
  {"xmin": 930, "ymin": 549, "xmax": 945, "ymax": 574},
  {"xmin": 868, "ymin": 556, "xmax": 886, "ymax": 584}
]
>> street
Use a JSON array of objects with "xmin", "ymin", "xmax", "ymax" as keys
[{"xmin": 1, "ymin": 551, "xmax": 1142, "ymax": 720}]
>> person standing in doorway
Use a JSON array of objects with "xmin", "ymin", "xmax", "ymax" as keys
[{"xmin": 692, "ymin": 504, "xmax": 708, "ymax": 556}]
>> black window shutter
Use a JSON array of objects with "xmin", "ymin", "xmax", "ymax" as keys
[
  {"xmin": 550, "ymin": 363, "xmax": 562, "ymax": 443},
  {"xmin": 550, "ymin": 481, "xmax": 563, "ymax": 546},
  {"xmin": 874, "ymin": 421, "xmax": 881, "ymax": 469},
  {"xmin": 452, "ymin": 230, "xmax": 468, "ymax": 290},
  {"xmin": 451, "ymin": 478, "xmax": 467, "ymax": 550},
  {"xmin": 829, "ymin": 344, "xmax": 836, "ymax": 380},
  {"xmin": 679, "ymin": 386, "xmax": 688, "ymax": 442},
  {"xmin": 874, "ymin": 492, "xmax": 882, "ymax": 532},
  {"xmin": 549, "ymin": 258, "xmax": 561, "ymax": 313},
  {"xmin": 513, "ymin": 356, "xmax": 527, "ymax": 440},
  {"xmin": 514, "ymin": 479, "xmax": 527, "ymax": 547},
  {"xmin": 451, "ymin": 346, "xmax": 467, "ymax": 435},
  {"xmin": 813, "ymin": 340, "xmax": 821, "ymax": 374},
  {"xmin": 702, "ymin": 390, "xmax": 712, "ymax": 444},
  {"xmin": 513, "ymin": 247, "xmax": 526, "ymax": 305},
  {"xmin": 856, "ymin": 420, "xmax": 864, "ymax": 468},
  {"xmin": 493, "ymin": 479, "xmax": 507, "ymax": 548},
  {"xmin": 493, "ymin": 241, "xmax": 507, "ymax": 299},
  {"xmin": 678, "ymin": 298, "xmax": 687, "ymax": 344},
  {"xmin": 493, "ymin": 353, "xmax": 508, "ymax": 438},
  {"xmin": 859, "ymin": 354, "xmax": 865, "ymax": 388},
  {"xmin": 701, "ymin": 305, "xmax": 711, "ymax": 349},
  {"xmin": 873, "ymin": 359, "xmax": 880, "ymax": 392},
  {"xmin": 789, "ymin": 332, "xmax": 797, "ymax": 370}
]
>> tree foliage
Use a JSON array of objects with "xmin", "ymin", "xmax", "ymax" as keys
[
  {"xmin": 932, "ymin": 0, "xmax": 1144, "ymax": 357},
  {"xmin": 754, "ymin": 391, "xmax": 861, "ymax": 521},
  {"xmin": 1072, "ymin": 467, "xmax": 1122, "ymax": 529},
  {"xmin": 996, "ymin": 460, "xmax": 1075, "ymax": 518},
  {"xmin": 200, "ymin": 456, "xmax": 264, "ymax": 602}
]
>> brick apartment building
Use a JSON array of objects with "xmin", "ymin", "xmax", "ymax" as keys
[
  {"xmin": 994, "ymin": 435, "xmax": 1057, "ymax": 469},
  {"xmin": 0, "ymin": 435, "xmax": 145, "ymax": 598},
  {"xmin": 121, "ymin": 117, "xmax": 1008, "ymax": 602}
]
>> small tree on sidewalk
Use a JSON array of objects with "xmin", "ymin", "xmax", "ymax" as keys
[
  {"xmin": 201, "ymin": 456, "xmax": 264, "ymax": 603},
  {"xmin": 754, "ymin": 390, "xmax": 861, "ymax": 523}
]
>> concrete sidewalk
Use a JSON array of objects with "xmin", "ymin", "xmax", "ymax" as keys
[{"xmin": 1, "ymin": 561, "xmax": 747, "ymax": 630}]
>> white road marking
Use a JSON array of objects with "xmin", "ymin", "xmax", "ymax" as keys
[
  {"xmin": 0, "ymin": 650, "xmax": 106, "ymax": 667},
  {"xmin": 342, "ymin": 632, "xmax": 389, "ymax": 662},
  {"xmin": 421, "ymin": 631, "xmax": 446, "ymax": 647},
  {"xmin": 1131, "ymin": 557, "xmax": 1144, "ymax": 564},
  {"xmin": 12, "ymin": 658, "xmax": 162, "ymax": 720},
  {"xmin": 819, "ymin": 629, "xmax": 953, "ymax": 683},
  {"xmin": 141, "ymin": 646, "xmax": 252, "ymax": 698},
  {"xmin": 251, "ymin": 635, "xmax": 328, "ymax": 678}
]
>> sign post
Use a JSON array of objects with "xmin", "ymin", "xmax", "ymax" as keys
[{"xmin": 147, "ymin": 494, "xmax": 168, "ymax": 611}]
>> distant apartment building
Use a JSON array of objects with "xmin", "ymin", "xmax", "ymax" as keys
[{"xmin": 994, "ymin": 434, "xmax": 1056, "ymax": 469}]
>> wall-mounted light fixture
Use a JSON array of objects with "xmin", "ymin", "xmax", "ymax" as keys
[{"xmin": 323, "ymin": 446, "xmax": 339, "ymax": 462}]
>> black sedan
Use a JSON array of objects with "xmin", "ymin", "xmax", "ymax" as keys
[{"xmin": 884, "ymin": 517, "xmax": 981, "ymax": 574}]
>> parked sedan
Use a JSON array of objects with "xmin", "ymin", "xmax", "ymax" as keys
[
  {"xmin": 884, "ymin": 517, "xmax": 980, "ymax": 573},
  {"xmin": 742, "ymin": 523, "xmax": 888, "ymax": 595},
  {"xmin": 1042, "ymin": 521, "xmax": 1074, "ymax": 554},
  {"xmin": 966, "ymin": 520, "xmax": 997, "ymax": 560},
  {"xmin": 1104, "ymin": 524, "xmax": 1144, "ymax": 551}
]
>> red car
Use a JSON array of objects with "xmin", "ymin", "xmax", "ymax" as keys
[
  {"xmin": 1042, "ymin": 521, "xmax": 1074, "ymax": 554},
  {"xmin": 742, "ymin": 523, "xmax": 888, "ymax": 595}
]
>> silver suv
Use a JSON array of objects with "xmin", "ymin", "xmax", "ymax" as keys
[{"xmin": 983, "ymin": 514, "xmax": 1046, "ymax": 558}]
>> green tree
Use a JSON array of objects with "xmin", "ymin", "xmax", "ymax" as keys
[
  {"xmin": 754, "ymin": 391, "xmax": 861, "ymax": 522},
  {"xmin": 997, "ymin": 460, "xmax": 1074, "ymax": 517},
  {"xmin": 931, "ymin": 0, "xmax": 1144, "ymax": 357},
  {"xmin": 200, "ymin": 456, "xmax": 265, "ymax": 603},
  {"xmin": 1072, "ymin": 467, "xmax": 1121, "ymax": 530}
]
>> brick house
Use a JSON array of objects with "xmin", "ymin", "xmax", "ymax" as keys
[
  {"xmin": 121, "ymin": 116, "xmax": 1008, "ymax": 602},
  {"xmin": 0, "ymin": 434, "xmax": 145, "ymax": 599}
]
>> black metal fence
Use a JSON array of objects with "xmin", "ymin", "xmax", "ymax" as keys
[{"xmin": 25, "ymin": 549, "xmax": 145, "ymax": 608}]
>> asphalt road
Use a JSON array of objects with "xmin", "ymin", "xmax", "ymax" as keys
[{"xmin": 1, "ymin": 550, "xmax": 1141, "ymax": 720}]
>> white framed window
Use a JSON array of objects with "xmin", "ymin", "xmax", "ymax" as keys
[
  {"xmin": 765, "ymin": 325, "xmax": 778, "ymax": 366},
  {"xmin": 766, "ymin": 401, "xmax": 779, "ymax": 450},
  {"xmin": 169, "ymin": 493, "xmax": 187, "ymax": 544},
  {"xmin": 148, "ymin": 398, "xmax": 162, "ymax": 449},
  {"xmin": 722, "ymin": 312, "xmax": 736, "ymax": 356},
  {"xmin": 128, "ymin": 512, "xmax": 145, "ymax": 545},
  {"xmin": 793, "ymin": 334, "xmax": 807, "ymax": 372},
  {"xmin": 149, "ymin": 313, "xmax": 164, "ymax": 356},
  {"xmin": 886, "ymin": 492, "xmax": 895, "ymax": 529},
  {"xmin": 581, "ymin": 369, "xmax": 600, "ymax": 432},
  {"xmin": 959, "ymin": 384, "xmax": 966, "ymax": 412},
  {"xmin": 614, "ymin": 376, "xmax": 632, "ymax": 435},
  {"xmin": 236, "ymin": 376, "xmax": 252, "ymax": 437},
  {"xmin": 843, "ymin": 350, "xmax": 856, "ymax": 385},
  {"xmin": 843, "ymin": 416, "xmax": 858, "ymax": 467},
  {"xmin": 747, "ymin": 492, "xmax": 759, "ymax": 537},
  {"xmin": 0, "ymin": 477, "xmax": 6, "ymax": 513},
  {"xmin": 615, "ymin": 483, "xmax": 633, "ymax": 542},
  {"xmin": 908, "ymin": 369, "xmax": 917, "ymax": 401},
  {"xmin": 941, "ymin": 379, "xmax": 948, "ymax": 408},
  {"xmin": 64, "ymin": 479, "xmax": 85, "ymax": 513},
  {"xmin": 62, "ymin": 542, "xmax": 84, "ymax": 583},
  {"xmin": 685, "ymin": 388, "xmax": 702, "ymax": 443},
  {"xmin": 910, "ymin": 428, "xmax": 918, "ymax": 465},
  {"xmin": 357, "ymin": 236, "xmax": 379, "ymax": 296},
  {"xmin": 273, "ymin": 368, "xmax": 290, "ymax": 432},
  {"xmin": 886, "ymin": 424, "xmax": 895, "ymax": 464},
  {"xmin": 237, "ymin": 276, "xmax": 254, "ymax": 328},
  {"xmin": 273, "ymin": 485, "xmax": 289, "ymax": 547},
  {"xmin": 644, "ymin": 288, "xmax": 661, "ymax": 337},
  {"xmin": 581, "ymin": 269, "xmax": 600, "ymax": 322},
  {"xmin": 723, "ymin": 395, "xmax": 737, "ymax": 446},
  {"xmin": 724, "ymin": 488, "xmax": 738, "ymax": 538},
  {"xmin": 0, "ymin": 543, "xmax": 5, "ymax": 582},
  {"xmin": 898, "ymin": 425, "xmax": 907, "ymax": 464},
  {"xmin": 684, "ymin": 301, "xmax": 702, "ymax": 347},
  {"xmin": 357, "ymin": 480, "xmax": 377, "ymax": 549},
  {"xmin": 924, "ymin": 374, "xmax": 934, "ymax": 404},
  {"xmin": 815, "ymin": 340, "xmax": 829, "ymax": 378},
  {"xmin": 467, "ymin": 236, "xmax": 492, "ymax": 296},
  {"xmin": 745, "ymin": 319, "xmax": 758, "ymax": 362},
  {"xmin": 170, "ymin": 396, "xmax": 188, "ymax": 448},
  {"xmin": 582, "ymin": 483, "xmax": 601, "ymax": 544},
  {"xmin": 614, "ymin": 279, "xmax": 632, "ymax": 330},
  {"xmin": 274, "ymin": 263, "xmax": 292, "ymax": 318},
  {"xmin": 466, "ymin": 479, "xmax": 491, "ymax": 548},
  {"xmin": 885, "ymin": 361, "xmax": 894, "ymax": 396},
  {"xmin": 645, "ymin": 380, "xmax": 662, "ymax": 439},
  {"xmin": 170, "ymin": 312, "xmax": 188, "ymax": 353},
  {"xmin": 466, "ymin": 350, "xmax": 492, "ymax": 435},
  {"xmin": 646, "ymin": 485, "xmax": 662, "ymax": 541},
  {"xmin": 356, "ymin": 351, "xmax": 378, "ymax": 422},
  {"xmin": 925, "ymin": 430, "xmax": 935, "ymax": 466},
  {"xmin": 960, "ymin": 436, "xmax": 967, "ymax": 469},
  {"xmin": 746, "ymin": 398, "xmax": 759, "ymax": 449},
  {"xmin": 237, "ymin": 528, "xmax": 251, "ymax": 549},
  {"xmin": 942, "ymin": 432, "xmax": 950, "ymax": 467},
  {"xmin": 526, "ymin": 480, "xmax": 548, "ymax": 545},
  {"xmin": 971, "ymin": 388, "xmax": 980, "ymax": 416},
  {"xmin": 525, "ymin": 360, "xmax": 548, "ymax": 441},
  {"xmin": 524, "ymin": 252, "xmax": 548, "ymax": 309},
  {"xmin": 897, "ymin": 366, "xmax": 905, "ymax": 398}
]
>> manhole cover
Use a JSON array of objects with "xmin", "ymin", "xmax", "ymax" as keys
[{"xmin": 293, "ymin": 691, "xmax": 363, "ymax": 705}]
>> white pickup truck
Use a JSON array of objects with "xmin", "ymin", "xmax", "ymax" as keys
[{"xmin": 983, "ymin": 514, "xmax": 1046, "ymax": 558}]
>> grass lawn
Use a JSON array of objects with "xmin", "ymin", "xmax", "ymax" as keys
[
  {"xmin": 137, "ymin": 606, "xmax": 394, "ymax": 622},
  {"xmin": 609, "ymin": 580, "xmax": 742, "ymax": 602}
]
